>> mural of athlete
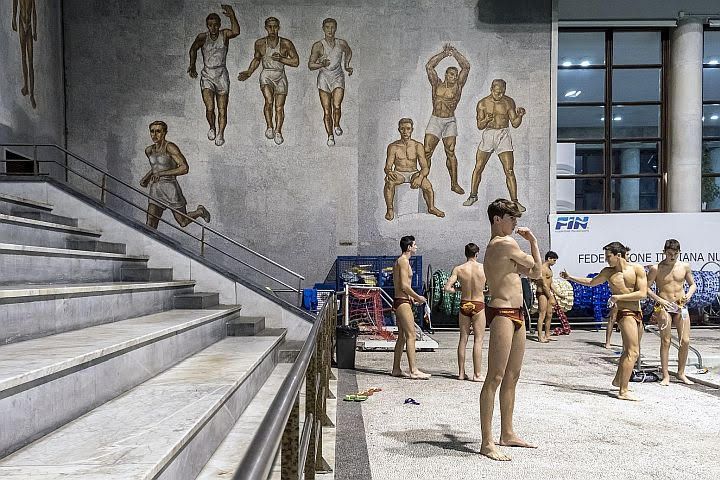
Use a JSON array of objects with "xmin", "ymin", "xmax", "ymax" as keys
[
  {"xmin": 188, "ymin": 5, "xmax": 239, "ymax": 147},
  {"xmin": 140, "ymin": 121, "xmax": 211, "ymax": 230},
  {"xmin": 308, "ymin": 18, "xmax": 353, "ymax": 147},
  {"xmin": 12, "ymin": 0, "xmax": 37, "ymax": 109},
  {"xmin": 464, "ymin": 79, "xmax": 527, "ymax": 212},
  {"xmin": 384, "ymin": 118, "xmax": 445, "ymax": 221},
  {"xmin": 424, "ymin": 44, "xmax": 470, "ymax": 194},
  {"xmin": 238, "ymin": 17, "xmax": 299, "ymax": 145}
]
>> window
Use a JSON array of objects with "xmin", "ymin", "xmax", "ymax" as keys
[
  {"xmin": 557, "ymin": 30, "xmax": 665, "ymax": 213},
  {"xmin": 702, "ymin": 29, "xmax": 720, "ymax": 211}
]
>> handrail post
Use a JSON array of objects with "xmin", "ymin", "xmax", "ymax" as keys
[
  {"xmin": 304, "ymin": 348, "xmax": 317, "ymax": 480},
  {"xmin": 100, "ymin": 174, "xmax": 107, "ymax": 204},
  {"xmin": 281, "ymin": 393, "xmax": 300, "ymax": 480},
  {"xmin": 200, "ymin": 227, "xmax": 206, "ymax": 256}
]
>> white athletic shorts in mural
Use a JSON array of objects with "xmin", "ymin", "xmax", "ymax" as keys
[
  {"xmin": 149, "ymin": 178, "xmax": 187, "ymax": 210},
  {"xmin": 425, "ymin": 115, "xmax": 458, "ymax": 139},
  {"xmin": 387, "ymin": 170, "xmax": 420, "ymax": 184},
  {"xmin": 317, "ymin": 66, "xmax": 345, "ymax": 92},
  {"xmin": 478, "ymin": 127, "xmax": 513, "ymax": 154},
  {"xmin": 260, "ymin": 69, "xmax": 288, "ymax": 95},
  {"xmin": 200, "ymin": 66, "xmax": 230, "ymax": 95}
]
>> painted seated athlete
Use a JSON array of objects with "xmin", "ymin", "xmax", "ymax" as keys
[
  {"xmin": 391, "ymin": 235, "xmax": 431, "ymax": 380},
  {"xmin": 445, "ymin": 243, "xmax": 487, "ymax": 381},
  {"xmin": 535, "ymin": 251, "xmax": 558, "ymax": 343},
  {"xmin": 480, "ymin": 199, "xmax": 542, "ymax": 461},
  {"xmin": 562, "ymin": 242, "xmax": 647, "ymax": 401},
  {"xmin": 647, "ymin": 239, "xmax": 696, "ymax": 386}
]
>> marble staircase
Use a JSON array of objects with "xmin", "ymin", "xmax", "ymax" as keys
[{"xmin": 0, "ymin": 192, "xmax": 296, "ymax": 478}]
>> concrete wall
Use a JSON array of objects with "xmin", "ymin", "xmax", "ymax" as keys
[
  {"xmin": 0, "ymin": 0, "xmax": 64, "ymax": 145},
  {"xmin": 63, "ymin": 0, "xmax": 553, "ymax": 285}
]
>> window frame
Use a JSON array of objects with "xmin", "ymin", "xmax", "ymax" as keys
[
  {"xmin": 557, "ymin": 28, "xmax": 667, "ymax": 213},
  {"xmin": 702, "ymin": 27, "xmax": 720, "ymax": 212}
]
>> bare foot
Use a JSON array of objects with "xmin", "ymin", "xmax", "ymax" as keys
[
  {"xmin": 391, "ymin": 369, "xmax": 409, "ymax": 378},
  {"xmin": 471, "ymin": 375, "xmax": 483, "ymax": 382},
  {"xmin": 611, "ymin": 380, "xmax": 633, "ymax": 391},
  {"xmin": 409, "ymin": 370, "xmax": 431, "ymax": 380},
  {"xmin": 660, "ymin": 376, "xmax": 670, "ymax": 386},
  {"xmin": 677, "ymin": 375, "xmax": 695, "ymax": 385},
  {"xmin": 428, "ymin": 207, "xmax": 445, "ymax": 218},
  {"xmin": 21, "ymin": 86, "xmax": 28, "ymax": 96},
  {"xmin": 30, "ymin": 95, "xmax": 37, "ymax": 109},
  {"xmin": 480, "ymin": 445, "xmax": 511, "ymax": 461},
  {"xmin": 540, "ymin": 339, "xmax": 550, "ymax": 344},
  {"xmin": 617, "ymin": 391, "xmax": 641, "ymax": 401},
  {"xmin": 458, "ymin": 373, "xmax": 466, "ymax": 381},
  {"xmin": 604, "ymin": 343, "xmax": 611, "ymax": 349},
  {"xmin": 385, "ymin": 209, "xmax": 394, "ymax": 221},
  {"xmin": 451, "ymin": 184, "xmax": 465, "ymax": 195},
  {"xmin": 499, "ymin": 436, "xmax": 537, "ymax": 448}
]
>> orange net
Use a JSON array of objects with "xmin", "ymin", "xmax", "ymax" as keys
[{"xmin": 347, "ymin": 287, "xmax": 394, "ymax": 340}]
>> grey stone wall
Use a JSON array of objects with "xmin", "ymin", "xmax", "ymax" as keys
[
  {"xmin": 0, "ymin": 0, "xmax": 64, "ymax": 145},
  {"xmin": 63, "ymin": 0, "xmax": 553, "ymax": 285}
]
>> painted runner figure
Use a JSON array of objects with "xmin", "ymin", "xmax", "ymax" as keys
[
  {"xmin": 140, "ymin": 121, "xmax": 211, "ymax": 229},
  {"xmin": 308, "ymin": 18, "xmax": 353, "ymax": 147},
  {"xmin": 188, "ymin": 5, "xmax": 240, "ymax": 147}
]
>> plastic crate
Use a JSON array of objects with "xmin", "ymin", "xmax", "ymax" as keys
[{"xmin": 334, "ymin": 255, "xmax": 422, "ymax": 292}]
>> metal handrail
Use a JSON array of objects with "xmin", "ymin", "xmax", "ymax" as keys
[
  {"xmin": 233, "ymin": 294, "xmax": 335, "ymax": 480},
  {"xmin": 0, "ymin": 143, "xmax": 304, "ymax": 296}
]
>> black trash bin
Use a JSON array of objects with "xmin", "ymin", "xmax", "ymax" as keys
[{"xmin": 336, "ymin": 325, "xmax": 359, "ymax": 369}]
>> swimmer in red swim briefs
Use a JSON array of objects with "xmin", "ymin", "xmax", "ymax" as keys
[
  {"xmin": 479, "ymin": 199, "xmax": 542, "ymax": 461},
  {"xmin": 445, "ymin": 243, "xmax": 487, "ymax": 381},
  {"xmin": 562, "ymin": 241, "xmax": 648, "ymax": 401}
]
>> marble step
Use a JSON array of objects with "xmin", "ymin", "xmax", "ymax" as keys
[
  {"xmin": 174, "ymin": 292, "xmax": 220, "ymax": 309},
  {"xmin": 0, "ymin": 306, "xmax": 243, "ymax": 458},
  {"xmin": 226, "ymin": 316, "xmax": 266, "ymax": 336},
  {"xmin": 65, "ymin": 239, "xmax": 126, "ymax": 254},
  {"xmin": 8, "ymin": 209, "xmax": 78, "ymax": 227},
  {"xmin": 197, "ymin": 363, "xmax": 293, "ymax": 479},
  {"xmin": 0, "ymin": 335, "xmax": 286, "ymax": 479},
  {"xmin": 120, "ymin": 266, "xmax": 173, "ymax": 282},
  {"xmin": 0, "ymin": 243, "xmax": 148, "ymax": 284},
  {"xmin": 0, "ymin": 281, "xmax": 196, "ymax": 344},
  {"xmin": 0, "ymin": 214, "xmax": 102, "ymax": 250},
  {"xmin": 0, "ymin": 193, "xmax": 53, "ymax": 212}
]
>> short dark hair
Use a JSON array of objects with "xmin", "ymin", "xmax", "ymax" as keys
[
  {"xmin": 465, "ymin": 243, "xmax": 480, "ymax": 258},
  {"xmin": 603, "ymin": 241, "xmax": 630, "ymax": 256},
  {"xmin": 545, "ymin": 251, "xmax": 558, "ymax": 260},
  {"xmin": 664, "ymin": 239, "xmax": 681, "ymax": 251},
  {"xmin": 491, "ymin": 78, "xmax": 506, "ymax": 89},
  {"xmin": 400, "ymin": 235, "xmax": 415, "ymax": 253},
  {"xmin": 322, "ymin": 17, "xmax": 337, "ymax": 27},
  {"xmin": 446, "ymin": 66, "xmax": 458, "ymax": 75},
  {"xmin": 265, "ymin": 16, "xmax": 279, "ymax": 27},
  {"xmin": 398, "ymin": 118, "xmax": 414, "ymax": 128},
  {"xmin": 487, "ymin": 198, "xmax": 521, "ymax": 224},
  {"xmin": 206, "ymin": 13, "xmax": 221, "ymax": 24},
  {"xmin": 149, "ymin": 120, "xmax": 168, "ymax": 133}
]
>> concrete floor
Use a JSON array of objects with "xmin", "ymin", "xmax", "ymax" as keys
[{"xmin": 336, "ymin": 329, "xmax": 720, "ymax": 480}]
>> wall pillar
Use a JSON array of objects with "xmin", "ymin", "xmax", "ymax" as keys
[{"xmin": 667, "ymin": 16, "xmax": 703, "ymax": 212}]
